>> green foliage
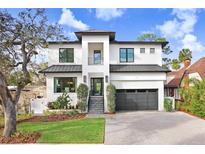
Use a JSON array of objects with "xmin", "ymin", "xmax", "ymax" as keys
[
  {"xmin": 179, "ymin": 48, "xmax": 192, "ymax": 62},
  {"xmin": 164, "ymin": 98, "xmax": 173, "ymax": 112},
  {"xmin": 179, "ymin": 88, "xmax": 192, "ymax": 104},
  {"xmin": 106, "ymin": 84, "xmax": 116, "ymax": 113},
  {"xmin": 176, "ymin": 101, "xmax": 192, "ymax": 112},
  {"xmin": 66, "ymin": 109, "xmax": 79, "ymax": 117},
  {"xmin": 171, "ymin": 59, "xmax": 181, "ymax": 70},
  {"xmin": 178, "ymin": 79, "xmax": 205, "ymax": 118},
  {"xmin": 190, "ymin": 79, "xmax": 205, "ymax": 118},
  {"xmin": 48, "ymin": 92, "xmax": 71, "ymax": 109},
  {"xmin": 77, "ymin": 84, "xmax": 89, "ymax": 112}
]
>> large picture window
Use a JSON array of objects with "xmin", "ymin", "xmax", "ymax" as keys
[
  {"xmin": 59, "ymin": 48, "xmax": 74, "ymax": 63},
  {"xmin": 119, "ymin": 48, "xmax": 134, "ymax": 63},
  {"xmin": 54, "ymin": 77, "xmax": 76, "ymax": 93}
]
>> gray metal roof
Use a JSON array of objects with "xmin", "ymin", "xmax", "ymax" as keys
[
  {"xmin": 40, "ymin": 64, "xmax": 170, "ymax": 73},
  {"xmin": 75, "ymin": 29, "xmax": 115, "ymax": 41},
  {"xmin": 110, "ymin": 41, "xmax": 168, "ymax": 48},
  {"xmin": 75, "ymin": 29, "xmax": 115, "ymax": 33},
  {"xmin": 110, "ymin": 65, "xmax": 170, "ymax": 72},
  {"xmin": 39, "ymin": 65, "xmax": 82, "ymax": 73}
]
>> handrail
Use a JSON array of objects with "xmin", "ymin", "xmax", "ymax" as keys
[
  {"xmin": 88, "ymin": 56, "xmax": 104, "ymax": 65},
  {"xmin": 86, "ymin": 90, "xmax": 90, "ymax": 113}
]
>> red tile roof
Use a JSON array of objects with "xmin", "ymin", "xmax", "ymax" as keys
[
  {"xmin": 165, "ymin": 67, "xmax": 186, "ymax": 88},
  {"xmin": 187, "ymin": 57, "xmax": 205, "ymax": 78},
  {"xmin": 166, "ymin": 57, "xmax": 205, "ymax": 88}
]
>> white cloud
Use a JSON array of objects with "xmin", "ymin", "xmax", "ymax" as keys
[
  {"xmin": 156, "ymin": 8, "xmax": 205, "ymax": 52},
  {"xmin": 157, "ymin": 9, "xmax": 197, "ymax": 39},
  {"xmin": 59, "ymin": 8, "xmax": 89, "ymax": 31},
  {"xmin": 182, "ymin": 34, "xmax": 205, "ymax": 52},
  {"xmin": 156, "ymin": 19, "xmax": 182, "ymax": 39},
  {"xmin": 96, "ymin": 8, "xmax": 126, "ymax": 21}
]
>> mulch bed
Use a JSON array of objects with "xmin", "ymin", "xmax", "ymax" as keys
[
  {"xmin": 179, "ymin": 109, "xmax": 205, "ymax": 120},
  {"xmin": 0, "ymin": 132, "xmax": 41, "ymax": 144},
  {"xmin": 23, "ymin": 113, "xmax": 86, "ymax": 122}
]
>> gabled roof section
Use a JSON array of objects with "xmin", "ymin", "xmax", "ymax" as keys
[
  {"xmin": 110, "ymin": 64, "xmax": 170, "ymax": 73},
  {"xmin": 39, "ymin": 65, "xmax": 82, "ymax": 73},
  {"xmin": 166, "ymin": 57, "xmax": 205, "ymax": 88},
  {"xmin": 187, "ymin": 57, "xmax": 205, "ymax": 78},
  {"xmin": 165, "ymin": 67, "xmax": 187, "ymax": 88},
  {"xmin": 75, "ymin": 29, "xmax": 116, "ymax": 41}
]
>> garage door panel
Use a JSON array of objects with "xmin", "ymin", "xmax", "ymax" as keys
[{"xmin": 116, "ymin": 89, "xmax": 158, "ymax": 111}]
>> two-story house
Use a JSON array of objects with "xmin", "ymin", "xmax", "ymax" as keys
[{"xmin": 40, "ymin": 29, "xmax": 169, "ymax": 113}]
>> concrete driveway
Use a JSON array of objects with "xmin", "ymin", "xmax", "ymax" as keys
[{"xmin": 105, "ymin": 111, "xmax": 205, "ymax": 145}]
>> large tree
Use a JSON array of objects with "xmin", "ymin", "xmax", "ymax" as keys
[
  {"xmin": 0, "ymin": 9, "xmax": 66, "ymax": 137},
  {"xmin": 137, "ymin": 33, "xmax": 173, "ymax": 68}
]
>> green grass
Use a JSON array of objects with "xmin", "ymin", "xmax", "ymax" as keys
[{"xmin": 17, "ymin": 118, "xmax": 105, "ymax": 143}]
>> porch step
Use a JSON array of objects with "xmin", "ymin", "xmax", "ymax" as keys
[{"xmin": 88, "ymin": 96, "xmax": 104, "ymax": 114}]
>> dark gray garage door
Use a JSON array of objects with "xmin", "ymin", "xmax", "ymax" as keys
[{"xmin": 116, "ymin": 89, "xmax": 158, "ymax": 110}]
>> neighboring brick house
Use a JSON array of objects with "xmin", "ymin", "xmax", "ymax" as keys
[{"xmin": 165, "ymin": 57, "xmax": 205, "ymax": 100}]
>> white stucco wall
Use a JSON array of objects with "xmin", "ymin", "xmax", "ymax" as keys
[
  {"xmin": 48, "ymin": 44, "xmax": 82, "ymax": 66},
  {"xmin": 189, "ymin": 72, "xmax": 202, "ymax": 81},
  {"xmin": 44, "ymin": 35, "xmax": 166, "ymax": 113},
  {"xmin": 82, "ymin": 35, "xmax": 110, "ymax": 112},
  {"xmin": 110, "ymin": 44, "xmax": 162, "ymax": 66},
  {"xmin": 46, "ymin": 73, "xmax": 82, "ymax": 105},
  {"xmin": 110, "ymin": 72, "xmax": 166, "ymax": 111}
]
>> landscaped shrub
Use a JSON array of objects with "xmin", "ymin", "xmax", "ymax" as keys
[
  {"xmin": 106, "ymin": 84, "xmax": 116, "ymax": 113},
  {"xmin": 66, "ymin": 109, "xmax": 79, "ymax": 117},
  {"xmin": 48, "ymin": 92, "xmax": 71, "ymax": 109},
  {"xmin": 179, "ymin": 87, "xmax": 192, "ymax": 104},
  {"xmin": 164, "ymin": 98, "xmax": 173, "ymax": 112},
  {"xmin": 190, "ymin": 79, "xmax": 205, "ymax": 118},
  {"xmin": 77, "ymin": 84, "xmax": 88, "ymax": 112}
]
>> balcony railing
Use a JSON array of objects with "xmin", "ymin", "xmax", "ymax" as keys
[{"xmin": 88, "ymin": 57, "xmax": 104, "ymax": 65}]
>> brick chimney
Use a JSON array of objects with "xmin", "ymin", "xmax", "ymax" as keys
[{"xmin": 183, "ymin": 59, "xmax": 191, "ymax": 89}]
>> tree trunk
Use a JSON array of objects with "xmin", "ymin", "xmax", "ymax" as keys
[
  {"xmin": 3, "ymin": 99, "xmax": 16, "ymax": 137},
  {"xmin": 0, "ymin": 72, "xmax": 17, "ymax": 137}
]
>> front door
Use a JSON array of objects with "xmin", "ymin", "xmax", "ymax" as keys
[{"xmin": 91, "ymin": 78, "xmax": 103, "ymax": 96}]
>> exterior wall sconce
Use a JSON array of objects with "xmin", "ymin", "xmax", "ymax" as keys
[
  {"xmin": 83, "ymin": 75, "xmax": 87, "ymax": 83},
  {"xmin": 105, "ymin": 75, "xmax": 109, "ymax": 83}
]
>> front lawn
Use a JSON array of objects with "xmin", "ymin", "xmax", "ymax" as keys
[{"xmin": 17, "ymin": 118, "xmax": 105, "ymax": 143}]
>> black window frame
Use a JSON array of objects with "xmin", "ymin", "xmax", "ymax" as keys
[
  {"xmin": 93, "ymin": 50, "xmax": 101, "ymax": 64},
  {"xmin": 119, "ymin": 48, "xmax": 134, "ymax": 63},
  {"xmin": 59, "ymin": 48, "xmax": 74, "ymax": 63},
  {"xmin": 54, "ymin": 77, "xmax": 77, "ymax": 93},
  {"xmin": 140, "ymin": 48, "xmax": 145, "ymax": 54},
  {"xmin": 150, "ymin": 48, "xmax": 155, "ymax": 54}
]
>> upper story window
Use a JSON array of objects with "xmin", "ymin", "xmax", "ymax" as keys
[
  {"xmin": 140, "ymin": 48, "xmax": 145, "ymax": 54},
  {"xmin": 120, "ymin": 48, "xmax": 134, "ymax": 63},
  {"xmin": 150, "ymin": 48, "xmax": 155, "ymax": 54},
  {"xmin": 94, "ymin": 50, "xmax": 101, "ymax": 64},
  {"xmin": 54, "ymin": 77, "xmax": 76, "ymax": 93},
  {"xmin": 59, "ymin": 48, "xmax": 74, "ymax": 63}
]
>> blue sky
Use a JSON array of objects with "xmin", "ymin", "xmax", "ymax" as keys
[{"xmin": 5, "ymin": 8, "xmax": 205, "ymax": 63}]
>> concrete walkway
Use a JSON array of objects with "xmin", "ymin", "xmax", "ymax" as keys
[{"xmin": 105, "ymin": 111, "xmax": 205, "ymax": 145}]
